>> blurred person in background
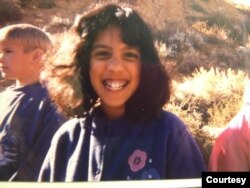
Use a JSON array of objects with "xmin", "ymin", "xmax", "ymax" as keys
[{"xmin": 209, "ymin": 80, "xmax": 250, "ymax": 171}]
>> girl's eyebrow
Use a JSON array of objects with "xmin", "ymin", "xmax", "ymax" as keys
[
  {"xmin": 92, "ymin": 44, "xmax": 111, "ymax": 50},
  {"xmin": 92, "ymin": 43, "xmax": 139, "ymax": 51}
]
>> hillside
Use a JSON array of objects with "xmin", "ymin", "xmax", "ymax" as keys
[
  {"xmin": 1, "ymin": 0, "xmax": 249, "ymax": 32},
  {"xmin": 1, "ymin": 0, "xmax": 250, "ymax": 90},
  {"xmin": 31, "ymin": 0, "xmax": 250, "ymax": 75},
  {"xmin": 1, "ymin": 0, "xmax": 250, "ymax": 88},
  {"xmin": 6, "ymin": 0, "xmax": 249, "ymax": 33}
]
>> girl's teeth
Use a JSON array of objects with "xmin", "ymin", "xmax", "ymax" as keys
[{"xmin": 105, "ymin": 81, "xmax": 127, "ymax": 90}]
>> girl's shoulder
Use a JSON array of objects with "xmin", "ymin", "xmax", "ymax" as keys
[
  {"xmin": 147, "ymin": 110, "xmax": 189, "ymax": 136},
  {"xmin": 159, "ymin": 110, "xmax": 187, "ymax": 128}
]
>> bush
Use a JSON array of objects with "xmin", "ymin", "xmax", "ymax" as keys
[
  {"xmin": 0, "ymin": 0, "xmax": 23, "ymax": 25},
  {"xmin": 36, "ymin": 0, "xmax": 55, "ymax": 9},
  {"xmin": 167, "ymin": 67, "xmax": 248, "ymax": 165},
  {"xmin": 204, "ymin": 12, "xmax": 246, "ymax": 44}
]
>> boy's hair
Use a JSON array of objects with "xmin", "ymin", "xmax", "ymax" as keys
[
  {"xmin": 0, "ymin": 23, "xmax": 51, "ymax": 53},
  {"xmin": 44, "ymin": 3, "xmax": 171, "ymax": 120}
]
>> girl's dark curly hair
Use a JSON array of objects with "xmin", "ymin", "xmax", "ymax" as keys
[{"xmin": 44, "ymin": 3, "xmax": 171, "ymax": 120}]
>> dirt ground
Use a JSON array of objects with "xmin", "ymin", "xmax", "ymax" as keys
[{"xmin": 21, "ymin": 0, "xmax": 94, "ymax": 33}]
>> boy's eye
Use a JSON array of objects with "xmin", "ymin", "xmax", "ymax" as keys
[{"xmin": 4, "ymin": 49, "xmax": 13, "ymax": 53}]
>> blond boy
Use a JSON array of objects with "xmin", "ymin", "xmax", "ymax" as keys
[{"xmin": 0, "ymin": 24, "xmax": 66, "ymax": 181}]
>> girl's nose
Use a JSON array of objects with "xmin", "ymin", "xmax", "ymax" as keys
[{"xmin": 107, "ymin": 57, "xmax": 124, "ymax": 72}]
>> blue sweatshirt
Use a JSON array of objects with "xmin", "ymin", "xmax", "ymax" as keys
[
  {"xmin": 39, "ymin": 107, "xmax": 206, "ymax": 181},
  {"xmin": 0, "ymin": 82, "xmax": 66, "ymax": 181}
]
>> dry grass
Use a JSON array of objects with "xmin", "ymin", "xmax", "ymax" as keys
[
  {"xmin": 192, "ymin": 21, "xmax": 228, "ymax": 40},
  {"xmin": 170, "ymin": 67, "xmax": 247, "ymax": 127},
  {"xmin": 165, "ymin": 67, "xmax": 248, "ymax": 164}
]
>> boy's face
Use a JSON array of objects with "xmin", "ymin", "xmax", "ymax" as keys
[{"xmin": 0, "ymin": 40, "xmax": 37, "ymax": 83}]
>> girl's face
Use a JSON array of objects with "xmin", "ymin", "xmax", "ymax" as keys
[{"xmin": 90, "ymin": 26, "xmax": 141, "ymax": 120}]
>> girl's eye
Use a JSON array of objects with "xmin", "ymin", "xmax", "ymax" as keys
[
  {"xmin": 91, "ymin": 50, "xmax": 111, "ymax": 60},
  {"xmin": 123, "ymin": 51, "xmax": 141, "ymax": 62}
]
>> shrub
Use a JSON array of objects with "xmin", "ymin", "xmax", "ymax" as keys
[
  {"xmin": 167, "ymin": 67, "xmax": 248, "ymax": 165},
  {"xmin": 0, "ymin": 0, "xmax": 23, "ymax": 25},
  {"xmin": 35, "ymin": 0, "xmax": 55, "ymax": 9},
  {"xmin": 191, "ymin": 3, "xmax": 206, "ymax": 14},
  {"xmin": 204, "ymin": 12, "xmax": 246, "ymax": 44}
]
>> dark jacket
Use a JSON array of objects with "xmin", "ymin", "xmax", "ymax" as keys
[
  {"xmin": 39, "ymin": 107, "xmax": 206, "ymax": 181},
  {"xmin": 0, "ymin": 82, "xmax": 66, "ymax": 181}
]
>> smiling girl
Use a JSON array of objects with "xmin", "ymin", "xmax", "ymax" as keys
[{"xmin": 38, "ymin": 3, "xmax": 206, "ymax": 181}]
